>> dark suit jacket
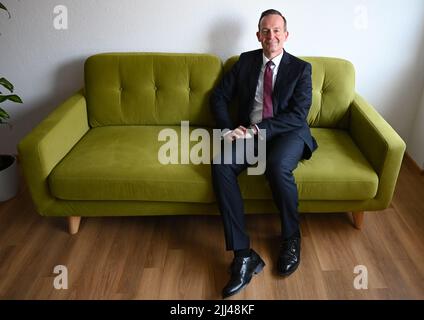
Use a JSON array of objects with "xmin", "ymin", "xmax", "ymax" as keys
[{"xmin": 210, "ymin": 49, "xmax": 317, "ymax": 159}]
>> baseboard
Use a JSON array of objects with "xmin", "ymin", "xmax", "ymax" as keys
[{"xmin": 404, "ymin": 152, "xmax": 424, "ymax": 175}]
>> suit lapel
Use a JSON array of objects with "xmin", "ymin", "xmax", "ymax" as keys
[
  {"xmin": 247, "ymin": 51, "xmax": 263, "ymax": 112},
  {"xmin": 273, "ymin": 51, "xmax": 291, "ymax": 112}
]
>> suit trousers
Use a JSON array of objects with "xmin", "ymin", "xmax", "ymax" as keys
[{"xmin": 211, "ymin": 132, "xmax": 305, "ymax": 251}]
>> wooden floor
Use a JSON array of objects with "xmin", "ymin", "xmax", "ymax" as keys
[{"xmin": 0, "ymin": 158, "xmax": 423, "ymax": 300}]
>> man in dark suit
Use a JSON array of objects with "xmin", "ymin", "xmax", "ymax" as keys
[{"xmin": 210, "ymin": 9, "xmax": 317, "ymax": 298}]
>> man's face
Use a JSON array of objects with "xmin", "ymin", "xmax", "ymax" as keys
[{"xmin": 256, "ymin": 14, "xmax": 288, "ymax": 59}]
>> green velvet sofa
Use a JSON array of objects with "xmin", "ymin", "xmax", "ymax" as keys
[{"xmin": 18, "ymin": 53, "xmax": 406, "ymax": 234}]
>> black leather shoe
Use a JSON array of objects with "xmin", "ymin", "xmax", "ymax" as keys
[
  {"xmin": 222, "ymin": 249, "xmax": 265, "ymax": 298},
  {"xmin": 278, "ymin": 237, "xmax": 301, "ymax": 276}
]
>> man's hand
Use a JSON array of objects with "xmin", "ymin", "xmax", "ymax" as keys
[
  {"xmin": 233, "ymin": 126, "xmax": 248, "ymax": 139},
  {"xmin": 223, "ymin": 125, "xmax": 257, "ymax": 142}
]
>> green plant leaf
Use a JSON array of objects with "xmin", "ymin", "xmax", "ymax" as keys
[
  {"xmin": 0, "ymin": 77, "xmax": 14, "ymax": 93},
  {"xmin": 0, "ymin": 2, "xmax": 11, "ymax": 19},
  {"xmin": 0, "ymin": 94, "xmax": 23, "ymax": 103},
  {"xmin": 9, "ymin": 94, "xmax": 22, "ymax": 103},
  {"xmin": 0, "ymin": 106, "xmax": 10, "ymax": 116},
  {"xmin": 0, "ymin": 106, "xmax": 10, "ymax": 123}
]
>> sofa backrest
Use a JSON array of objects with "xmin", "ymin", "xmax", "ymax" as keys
[
  {"xmin": 303, "ymin": 57, "xmax": 355, "ymax": 128},
  {"xmin": 85, "ymin": 53, "xmax": 222, "ymax": 127},
  {"xmin": 224, "ymin": 56, "xmax": 356, "ymax": 128}
]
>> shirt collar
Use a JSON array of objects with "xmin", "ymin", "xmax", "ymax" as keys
[{"xmin": 262, "ymin": 50, "xmax": 284, "ymax": 69}]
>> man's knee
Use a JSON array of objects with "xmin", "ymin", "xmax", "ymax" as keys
[
  {"xmin": 266, "ymin": 157, "xmax": 297, "ymax": 176},
  {"xmin": 265, "ymin": 160, "xmax": 299, "ymax": 190}
]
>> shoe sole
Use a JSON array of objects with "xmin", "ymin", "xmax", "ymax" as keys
[{"xmin": 222, "ymin": 261, "xmax": 265, "ymax": 299}]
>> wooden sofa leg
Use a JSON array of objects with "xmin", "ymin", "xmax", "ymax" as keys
[
  {"xmin": 68, "ymin": 216, "xmax": 81, "ymax": 234},
  {"xmin": 352, "ymin": 211, "xmax": 364, "ymax": 229}
]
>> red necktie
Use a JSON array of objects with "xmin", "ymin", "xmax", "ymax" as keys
[{"xmin": 262, "ymin": 60, "xmax": 274, "ymax": 119}]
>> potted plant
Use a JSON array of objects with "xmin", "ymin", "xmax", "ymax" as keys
[{"xmin": 1, "ymin": 2, "xmax": 23, "ymax": 201}]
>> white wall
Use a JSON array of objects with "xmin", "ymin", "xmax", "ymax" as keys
[
  {"xmin": 408, "ymin": 91, "xmax": 424, "ymax": 169},
  {"xmin": 1, "ymin": 0, "xmax": 424, "ymax": 161}
]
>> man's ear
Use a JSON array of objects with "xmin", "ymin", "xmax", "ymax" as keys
[{"xmin": 256, "ymin": 31, "xmax": 261, "ymax": 42}]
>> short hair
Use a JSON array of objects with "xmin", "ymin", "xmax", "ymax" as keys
[{"xmin": 258, "ymin": 9, "xmax": 287, "ymax": 32}]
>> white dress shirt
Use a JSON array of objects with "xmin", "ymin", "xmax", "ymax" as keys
[{"xmin": 250, "ymin": 50, "xmax": 284, "ymax": 125}]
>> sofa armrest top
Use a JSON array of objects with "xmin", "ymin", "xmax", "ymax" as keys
[
  {"xmin": 18, "ymin": 91, "xmax": 89, "ymax": 213},
  {"xmin": 349, "ymin": 93, "xmax": 406, "ymax": 207}
]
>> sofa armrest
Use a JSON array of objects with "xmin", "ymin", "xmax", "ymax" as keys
[
  {"xmin": 18, "ymin": 91, "xmax": 89, "ymax": 214},
  {"xmin": 349, "ymin": 93, "xmax": 406, "ymax": 208}
]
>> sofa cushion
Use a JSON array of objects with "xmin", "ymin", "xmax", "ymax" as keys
[
  {"xmin": 49, "ymin": 126, "xmax": 215, "ymax": 203},
  {"xmin": 49, "ymin": 127, "xmax": 378, "ymax": 202},
  {"xmin": 85, "ymin": 53, "xmax": 222, "ymax": 128},
  {"xmin": 238, "ymin": 128, "xmax": 378, "ymax": 200}
]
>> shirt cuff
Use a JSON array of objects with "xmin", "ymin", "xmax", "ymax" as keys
[
  {"xmin": 253, "ymin": 124, "xmax": 260, "ymax": 135},
  {"xmin": 252, "ymin": 124, "xmax": 265, "ymax": 141}
]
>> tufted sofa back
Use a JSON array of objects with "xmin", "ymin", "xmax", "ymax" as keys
[
  {"xmin": 85, "ymin": 53, "xmax": 222, "ymax": 127},
  {"xmin": 303, "ymin": 57, "xmax": 355, "ymax": 128},
  {"xmin": 85, "ymin": 53, "xmax": 355, "ymax": 129},
  {"xmin": 224, "ymin": 56, "xmax": 356, "ymax": 128}
]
